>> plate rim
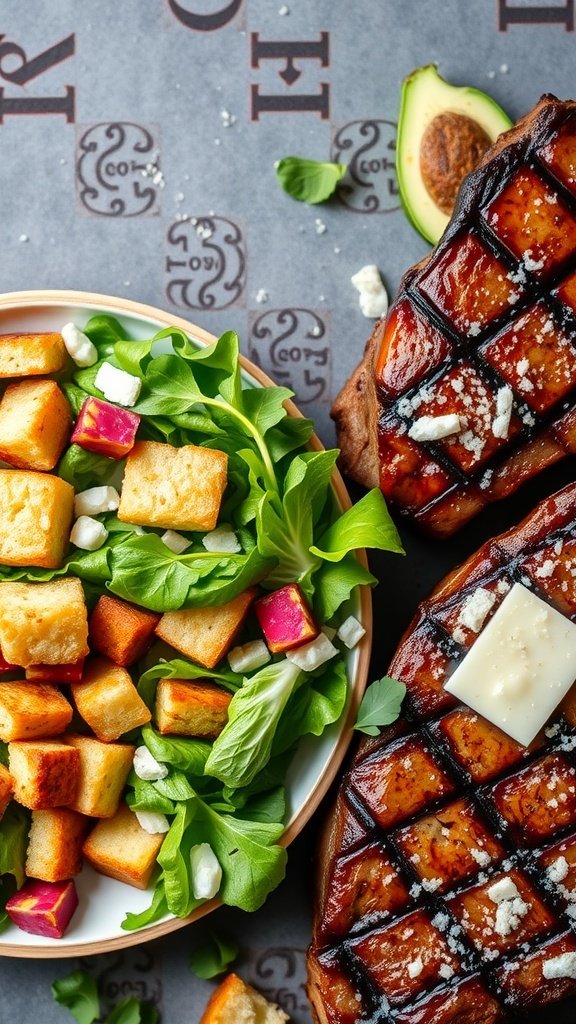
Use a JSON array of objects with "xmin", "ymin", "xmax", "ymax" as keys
[{"xmin": 0, "ymin": 289, "xmax": 373, "ymax": 957}]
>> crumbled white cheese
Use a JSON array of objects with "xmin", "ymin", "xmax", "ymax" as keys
[
  {"xmin": 494, "ymin": 897, "xmax": 529, "ymax": 937},
  {"xmin": 492, "ymin": 386, "xmax": 514, "ymax": 439},
  {"xmin": 228, "ymin": 639, "xmax": 271, "ymax": 674},
  {"xmin": 337, "ymin": 615, "xmax": 366, "ymax": 649},
  {"xmin": 487, "ymin": 877, "xmax": 521, "ymax": 903},
  {"xmin": 408, "ymin": 413, "xmax": 461, "ymax": 443},
  {"xmin": 161, "ymin": 529, "xmax": 192, "ymax": 554},
  {"xmin": 190, "ymin": 843, "xmax": 222, "ymax": 900},
  {"xmin": 407, "ymin": 957, "xmax": 423, "ymax": 979},
  {"xmin": 135, "ymin": 810, "xmax": 170, "ymax": 835},
  {"xmin": 70, "ymin": 515, "xmax": 108, "ymax": 551},
  {"xmin": 470, "ymin": 848, "xmax": 492, "ymax": 868},
  {"xmin": 74, "ymin": 485, "xmax": 120, "ymax": 518},
  {"xmin": 458, "ymin": 587, "xmax": 497, "ymax": 633},
  {"xmin": 315, "ymin": 218, "xmax": 327, "ymax": 235},
  {"xmin": 351, "ymin": 264, "xmax": 388, "ymax": 319},
  {"xmin": 220, "ymin": 109, "xmax": 236, "ymax": 128},
  {"xmin": 202, "ymin": 526, "xmax": 241, "ymax": 553},
  {"xmin": 255, "ymin": 288, "xmax": 269, "ymax": 304},
  {"xmin": 133, "ymin": 745, "xmax": 169, "ymax": 782},
  {"xmin": 61, "ymin": 322, "xmax": 98, "ymax": 367},
  {"xmin": 547, "ymin": 856, "xmax": 570, "ymax": 884},
  {"xmin": 542, "ymin": 952, "xmax": 576, "ymax": 980},
  {"xmin": 439, "ymin": 963, "xmax": 454, "ymax": 980},
  {"xmin": 286, "ymin": 633, "xmax": 338, "ymax": 671},
  {"xmin": 94, "ymin": 361, "xmax": 142, "ymax": 407}
]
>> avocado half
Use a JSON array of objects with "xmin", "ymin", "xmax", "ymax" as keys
[{"xmin": 396, "ymin": 65, "xmax": 513, "ymax": 245}]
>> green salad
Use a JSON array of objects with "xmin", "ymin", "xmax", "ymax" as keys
[{"xmin": 0, "ymin": 314, "xmax": 402, "ymax": 933}]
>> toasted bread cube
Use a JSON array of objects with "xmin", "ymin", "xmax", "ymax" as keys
[
  {"xmin": 8, "ymin": 740, "xmax": 80, "ymax": 809},
  {"xmin": 0, "ymin": 380, "xmax": 71, "ymax": 471},
  {"xmin": 0, "ymin": 471, "xmax": 74, "ymax": 568},
  {"xmin": 0, "ymin": 579, "xmax": 89, "ymax": 668},
  {"xmin": 83, "ymin": 803, "xmax": 163, "ymax": 889},
  {"xmin": 0, "ymin": 332, "xmax": 66, "ymax": 378},
  {"xmin": 71, "ymin": 657, "xmax": 151, "ymax": 742},
  {"xmin": 118, "ymin": 440, "xmax": 228, "ymax": 532},
  {"xmin": 89, "ymin": 594, "xmax": 160, "ymax": 666},
  {"xmin": 0, "ymin": 681, "xmax": 72, "ymax": 741},
  {"xmin": 26, "ymin": 808, "xmax": 88, "ymax": 881},
  {"xmin": 155, "ymin": 589, "xmax": 256, "ymax": 670},
  {"xmin": 0, "ymin": 763, "xmax": 13, "ymax": 821},
  {"xmin": 199, "ymin": 974, "xmax": 289, "ymax": 1024},
  {"xmin": 63, "ymin": 733, "xmax": 134, "ymax": 817},
  {"xmin": 155, "ymin": 678, "xmax": 232, "ymax": 739}
]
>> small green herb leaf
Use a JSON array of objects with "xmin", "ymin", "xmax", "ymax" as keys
[
  {"xmin": 310, "ymin": 489, "xmax": 404, "ymax": 562},
  {"xmin": 276, "ymin": 156, "xmax": 347, "ymax": 204},
  {"xmin": 105, "ymin": 997, "xmax": 159, "ymax": 1024},
  {"xmin": 51, "ymin": 970, "xmax": 100, "ymax": 1024},
  {"xmin": 189, "ymin": 932, "xmax": 238, "ymax": 979},
  {"xmin": 354, "ymin": 677, "xmax": 407, "ymax": 736}
]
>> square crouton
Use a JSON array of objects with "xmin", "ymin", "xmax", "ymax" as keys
[
  {"xmin": 26, "ymin": 808, "xmax": 88, "ymax": 881},
  {"xmin": 89, "ymin": 594, "xmax": 160, "ymax": 666},
  {"xmin": 118, "ymin": 440, "xmax": 228, "ymax": 532},
  {"xmin": 0, "ymin": 681, "xmax": 72, "ymax": 741},
  {"xmin": 63, "ymin": 733, "xmax": 134, "ymax": 818},
  {"xmin": 0, "ymin": 471, "xmax": 74, "ymax": 568},
  {"xmin": 0, "ymin": 380, "xmax": 71, "ymax": 472},
  {"xmin": 0, "ymin": 763, "xmax": 13, "ymax": 821},
  {"xmin": 8, "ymin": 740, "xmax": 80, "ymax": 809},
  {"xmin": 83, "ymin": 803, "xmax": 163, "ymax": 889},
  {"xmin": 155, "ymin": 589, "xmax": 256, "ymax": 669},
  {"xmin": 199, "ymin": 973, "xmax": 289, "ymax": 1024},
  {"xmin": 0, "ymin": 332, "xmax": 66, "ymax": 378},
  {"xmin": 0, "ymin": 579, "xmax": 89, "ymax": 668},
  {"xmin": 71, "ymin": 656, "xmax": 151, "ymax": 742},
  {"xmin": 156, "ymin": 678, "xmax": 231, "ymax": 739}
]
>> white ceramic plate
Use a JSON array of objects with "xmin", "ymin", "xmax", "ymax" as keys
[{"xmin": 0, "ymin": 291, "xmax": 372, "ymax": 957}]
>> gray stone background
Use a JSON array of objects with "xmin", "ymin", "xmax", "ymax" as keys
[{"xmin": 1, "ymin": 1, "xmax": 576, "ymax": 1021}]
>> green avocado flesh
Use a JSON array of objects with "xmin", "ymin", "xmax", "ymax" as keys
[{"xmin": 396, "ymin": 65, "xmax": 513, "ymax": 245}]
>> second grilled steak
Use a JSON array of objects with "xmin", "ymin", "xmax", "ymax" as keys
[
  {"xmin": 308, "ymin": 481, "xmax": 576, "ymax": 1023},
  {"xmin": 333, "ymin": 96, "xmax": 576, "ymax": 537}
]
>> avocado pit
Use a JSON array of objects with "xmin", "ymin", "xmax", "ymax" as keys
[{"xmin": 420, "ymin": 111, "xmax": 492, "ymax": 215}]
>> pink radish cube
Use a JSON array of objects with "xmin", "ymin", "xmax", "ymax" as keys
[
  {"xmin": 255, "ymin": 583, "xmax": 319, "ymax": 654},
  {"xmin": 26, "ymin": 659, "xmax": 85, "ymax": 685},
  {"xmin": 6, "ymin": 878, "xmax": 78, "ymax": 938},
  {"xmin": 71, "ymin": 397, "xmax": 140, "ymax": 458}
]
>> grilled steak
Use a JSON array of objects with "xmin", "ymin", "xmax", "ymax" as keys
[
  {"xmin": 332, "ymin": 96, "xmax": 576, "ymax": 536},
  {"xmin": 308, "ymin": 482, "xmax": 576, "ymax": 1023}
]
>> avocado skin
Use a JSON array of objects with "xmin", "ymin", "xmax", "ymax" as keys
[{"xmin": 396, "ymin": 65, "xmax": 513, "ymax": 245}]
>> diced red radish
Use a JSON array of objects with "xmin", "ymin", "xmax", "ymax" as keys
[
  {"xmin": 71, "ymin": 397, "xmax": 140, "ymax": 458},
  {"xmin": 26, "ymin": 659, "xmax": 85, "ymax": 684},
  {"xmin": 6, "ymin": 879, "xmax": 78, "ymax": 938},
  {"xmin": 255, "ymin": 583, "xmax": 319, "ymax": 654}
]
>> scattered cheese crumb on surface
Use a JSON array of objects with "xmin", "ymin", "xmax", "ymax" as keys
[
  {"xmin": 408, "ymin": 413, "xmax": 462, "ymax": 443},
  {"xmin": 542, "ymin": 952, "xmax": 576, "ymax": 980},
  {"xmin": 547, "ymin": 856, "xmax": 570, "ymax": 884},
  {"xmin": 133, "ymin": 746, "xmax": 169, "ymax": 782},
  {"xmin": 337, "ymin": 615, "xmax": 365, "ymax": 649},
  {"xmin": 351, "ymin": 264, "xmax": 388, "ymax": 319},
  {"xmin": 255, "ymin": 288, "xmax": 269, "ymax": 304},
  {"xmin": 492, "ymin": 386, "xmax": 513, "ymax": 439},
  {"xmin": 161, "ymin": 529, "xmax": 191, "ymax": 555},
  {"xmin": 315, "ymin": 218, "xmax": 327, "ymax": 235},
  {"xmin": 407, "ymin": 957, "xmax": 423, "ymax": 979},
  {"xmin": 458, "ymin": 587, "xmax": 497, "ymax": 633},
  {"xmin": 228, "ymin": 640, "xmax": 271, "ymax": 674},
  {"xmin": 286, "ymin": 633, "xmax": 338, "ymax": 672},
  {"xmin": 202, "ymin": 526, "xmax": 241, "ymax": 554},
  {"xmin": 135, "ymin": 810, "xmax": 170, "ymax": 835},
  {"xmin": 94, "ymin": 361, "xmax": 142, "ymax": 407},
  {"xmin": 61, "ymin": 322, "xmax": 98, "ymax": 368}
]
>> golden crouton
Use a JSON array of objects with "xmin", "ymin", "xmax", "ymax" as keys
[
  {"xmin": 0, "ymin": 681, "xmax": 72, "ymax": 742},
  {"xmin": 118, "ymin": 440, "xmax": 228, "ymax": 532},
  {"xmin": 0, "ymin": 763, "xmax": 13, "ymax": 821},
  {"xmin": 8, "ymin": 740, "xmax": 80, "ymax": 809},
  {"xmin": 82, "ymin": 803, "xmax": 164, "ymax": 889},
  {"xmin": 155, "ymin": 678, "xmax": 231, "ymax": 739},
  {"xmin": 71, "ymin": 657, "xmax": 151, "ymax": 742},
  {"xmin": 0, "ymin": 332, "xmax": 66, "ymax": 378},
  {"xmin": 63, "ymin": 733, "xmax": 134, "ymax": 818},
  {"xmin": 155, "ymin": 589, "xmax": 256, "ymax": 669},
  {"xmin": 199, "ymin": 974, "xmax": 289, "ymax": 1024},
  {"xmin": 89, "ymin": 594, "xmax": 160, "ymax": 667},
  {"xmin": 0, "ymin": 579, "xmax": 89, "ymax": 668},
  {"xmin": 0, "ymin": 470, "xmax": 74, "ymax": 568},
  {"xmin": 0, "ymin": 380, "xmax": 71, "ymax": 472},
  {"xmin": 26, "ymin": 808, "xmax": 88, "ymax": 881}
]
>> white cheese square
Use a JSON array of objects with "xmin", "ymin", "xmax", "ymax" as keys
[
  {"xmin": 445, "ymin": 582, "xmax": 576, "ymax": 746},
  {"xmin": 161, "ymin": 529, "xmax": 191, "ymax": 554},
  {"xmin": 74, "ymin": 485, "xmax": 120, "ymax": 518},
  {"xmin": 286, "ymin": 633, "xmax": 338, "ymax": 672},
  {"xmin": 202, "ymin": 525, "xmax": 241, "ymax": 553},
  {"xmin": 94, "ymin": 361, "xmax": 142, "ymax": 407},
  {"xmin": 61, "ymin": 322, "xmax": 98, "ymax": 367},
  {"xmin": 227, "ymin": 639, "xmax": 270, "ymax": 674},
  {"xmin": 70, "ymin": 515, "xmax": 108, "ymax": 551}
]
